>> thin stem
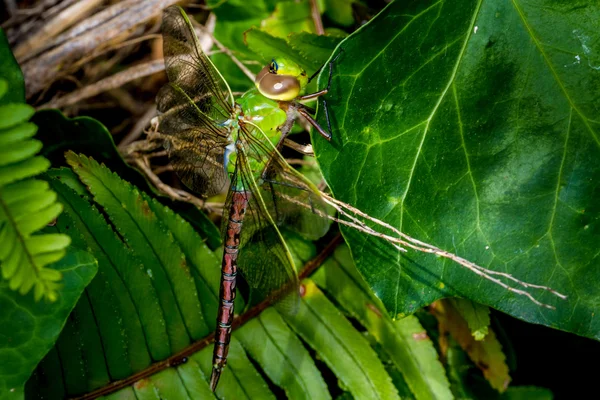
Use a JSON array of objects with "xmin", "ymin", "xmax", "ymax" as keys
[{"xmin": 309, "ymin": 0, "xmax": 325, "ymax": 35}]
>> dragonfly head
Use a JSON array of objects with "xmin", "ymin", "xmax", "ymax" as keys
[{"xmin": 255, "ymin": 57, "xmax": 308, "ymax": 102}]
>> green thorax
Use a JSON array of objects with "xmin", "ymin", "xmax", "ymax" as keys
[{"xmin": 226, "ymin": 88, "xmax": 287, "ymax": 191}]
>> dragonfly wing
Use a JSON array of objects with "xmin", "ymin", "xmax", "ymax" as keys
[
  {"xmin": 243, "ymin": 127, "xmax": 332, "ymax": 241},
  {"xmin": 157, "ymin": 83, "xmax": 230, "ymax": 196},
  {"xmin": 222, "ymin": 146, "xmax": 301, "ymax": 313},
  {"xmin": 161, "ymin": 6, "xmax": 233, "ymax": 120}
]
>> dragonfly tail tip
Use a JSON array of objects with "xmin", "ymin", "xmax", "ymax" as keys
[{"xmin": 209, "ymin": 369, "xmax": 221, "ymax": 392}]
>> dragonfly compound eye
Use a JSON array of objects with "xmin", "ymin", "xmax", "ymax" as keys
[
  {"xmin": 255, "ymin": 65, "xmax": 300, "ymax": 101},
  {"xmin": 269, "ymin": 59, "xmax": 278, "ymax": 74}
]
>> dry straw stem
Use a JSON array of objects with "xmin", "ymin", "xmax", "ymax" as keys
[
  {"xmin": 38, "ymin": 59, "xmax": 165, "ymax": 109},
  {"xmin": 118, "ymin": 104, "xmax": 158, "ymax": 149},
  {"xmin": 316, "ymin": 193, "xmax": 568, "ymax": 309},
  {"xmin": 21, "ymin": 0, "xmax": 181, "ymax": 97},
  {"xmin": 13, "ymin": 0, "xmax": 103, "ymax": 61},
  {"xmin": 36, "ymin": 13, "xmax": 218, "ymax": 111}
]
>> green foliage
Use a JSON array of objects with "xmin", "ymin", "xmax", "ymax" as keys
[
  {"xmin": 26, "ymin": 153, "xmax": 511, "ymax": 400},
  {"xmin": 0, "ymin": 248, "xmax": 97, "ymax": 399},
  {"xmin": 0, "ymin": 81, "xmax": 70, "ymax": 301},
  {"xmin": 0, "ymin": 30, "xmax": 24, "ymax": 104},
  {"xmin": 314, "ymin": 0, "xmax": 600, "ymax": 339},
  {"xmin": 313, "ymin": 246, "xmax": 453, "ymax": 400},
  {"xmin": 206, "ymin": 0, "xmax": 343, "ymax": 90},
  {"xmin": 13, "ymin": 1, "xmax": 598, "ymax": 398}
]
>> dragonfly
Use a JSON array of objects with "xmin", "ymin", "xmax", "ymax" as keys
[{"xmin": 156, "ymin": 6, "xmax": 337, "ymax": 391}]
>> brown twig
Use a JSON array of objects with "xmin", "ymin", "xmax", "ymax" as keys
[
  {"xmin": 283, "ymin": 139, "xmax": 314, "ymax": 155},
  {"xmin": 38, "ymin": 59, "xmax": 165, "ymax": 110},
  {"xmin": 132, "ymin": 154, "xmax": 208, "ymax": 211},
  {"xmin": 118, "ymin": 105, "xmax": 158, "ymax": 149},
  {"xmin": 21, "ymin": 0, "xmax": 181, "ymax": 97},
  {"xmin": 3, "ymin": 0, "xmax": 17, "ymax": 17},
  {"xmin": 309, "ymin": 0, "xmax": 325, "ymax": 35},
  {"xmin": 14, "ymin": 0, "xmax": 103, "ymax": 62},
  {"xmin": 70, "ymin": 235, "xmax": 342, "ymax": 400}
]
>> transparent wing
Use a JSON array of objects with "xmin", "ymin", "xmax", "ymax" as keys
[
  {"xmin": 244, "ymin": 126, "xmax": 331, "ymax": 241},
  {"xmin": 157, "ymin": 5, "xmax": 235, "ymax": 196},
  {"xmin": 161, "ymin": 5, "xmax": 233, "ymax": 119},
  {"xmin": 222, "ymin": 125, "xmax": 331, "ymax": 312},
  {"xmin": 157, "ymin": 83, "xmax": 230, "ymax": 196}
]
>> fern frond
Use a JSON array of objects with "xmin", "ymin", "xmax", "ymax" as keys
[{"xmin": 0, "ymin": 79, "xmax": 70, "ymax": 301}]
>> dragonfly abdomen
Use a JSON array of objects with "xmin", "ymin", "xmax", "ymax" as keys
[{"xmin": 210, "ymin": 190, "xmax": 251, "ymax": 391}]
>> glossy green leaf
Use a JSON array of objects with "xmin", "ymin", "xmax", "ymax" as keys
[
  {"xmin": 323, "ymin": 0, "xmax": 355, "ymax": 27},
  {"xmin": 236, "ymin": 308, "xmax": 329, "ymax": 400},
  {"xmin": 47, "ymin": 170, "xmax": 167, "ymax": 364},
  {"xmin": 175, "ymin": 357, "xmax": 214, "ymax": 399},
  {"xmin": 314, "ymin": 0, "xmax": 600, "ymax": 338},
  {"xmin": 261, "ymin": 0, "xmax": 314, "ymax": 38},
  {"xmin": 287, "ymin": 32, "xmax": 344, "ymax": 72},
  {"xmin": 0, "ymin": 30, "xmax": 25, "ymax": 104},
  {"xmin": 284, "ymin": 280, "xmax": 400, "ymax": 400},
  {"xmin": 66, "ymin": 152, "xmax": 207, "ymax": 349},
  {"xmin": 0, "ymin": 248, "xmax": 97, "ymax": 399},
  {"xmin": 196, "ymin": 338, "xmax": 275, "ymax": 400},
  {"xmin": 434, "ymin": 299, "xmax": 510, "ymax": 392},
  {"xmin": 245, "ymin": 28, "xmax": 310, "ymax": 71},
  {"xmin": 208, "ymin": 0, "xmax": 279, "ymax": 91},
  {"xmin": 313, "ymin": 246, "xmax": 452, "ymax": 400},
  {"xmin": 27, "ymin": 164, "xmax": 224, "ymax": 397},
  {"xmin": 133, "ymin": 369, "xmax": 191, "ymax": 400}
]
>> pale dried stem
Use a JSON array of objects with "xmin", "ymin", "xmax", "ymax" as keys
[
  {"xmin": 21, "ymin": 0, "xmax": 181, "ymax": 97},
  {"xmin": 118, "ymin": 105, "xmax": 158, "ymax": 150},
  {"xmin": 317, "ymin": 193, "xmax": 567, "ymax": 308},
  {"xmin": 71, "ymin": 33, "xmax": 162, "ymax": 72},
  {"xmin": 4, "ymin": 0, "xmax": 17, "ymax": 17},
  {"xmin": 133, "ymin": 155, "xmax": 208, "ymax": 211},
  {"xmin": 39, "ymin": 59, "xmax": 165, "ymax": 109},
  {"xmin": 272, "ymin": 187, "xmax": 566, "ymax": 309},
  {"xmin": 283, "ymin": 139, "xmax": 314, "ymax": 155},
  {"xmin": 193, "ymin": 18, "xmax": 256, "ymax": 82},
  {"xmin": 14, "ymin": 0, "xmax": 103, "ymax": 61}
]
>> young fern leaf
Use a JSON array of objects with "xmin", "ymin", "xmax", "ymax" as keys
[{"xmin": 0, "ymin": 79, "xmax": 70, "ymax": 301}]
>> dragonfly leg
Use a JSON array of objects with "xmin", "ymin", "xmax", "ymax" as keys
[
  {"xmin": 297, "ymin": 105, "xmax": 331, "ymax": 141},
  {"xmin": 296, "ymin": 51, "xmax": 343, "ymax": 139},
  {"xmin": 307, "ymin": 49, "xmax": 344, "ymax": 85},
  {"xmin": 299, "ymin": 51, "xmax": 343, "ymax": 101}
]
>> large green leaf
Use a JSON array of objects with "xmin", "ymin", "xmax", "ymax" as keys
[
  {"xmin": 0, "ymin": 248, "xmax": 97, "ymax": 400},
  {"xmin": 313, "ymin": 0, "xmax": 600, "ymax": 339}
]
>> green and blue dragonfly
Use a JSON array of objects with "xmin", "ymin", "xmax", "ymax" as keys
[{"xmin": 156, "ymin": 6, "xmax": 337, "ymax": 391}]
